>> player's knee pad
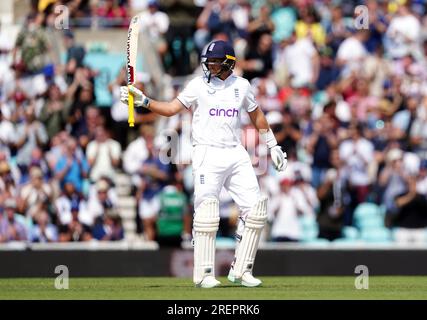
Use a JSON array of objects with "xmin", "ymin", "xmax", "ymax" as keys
[
  {"xmin": 233, "ymin": 196, "xmax": 268, "ymax": 279},
  {"xmin": 193, "ymin": 198, "xmax": 220, "ymax": 233},
  {"xmin": 193, "ymin": 198, "xmax": 220, "ymax": 284}
]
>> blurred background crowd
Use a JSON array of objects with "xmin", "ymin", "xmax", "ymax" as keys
[{"xmin": 1, "ymin": 0, "xmax": 427, "ymax": 246}]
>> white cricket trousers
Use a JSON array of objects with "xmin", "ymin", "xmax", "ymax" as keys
[{"xmin": 192, "ymin": 144, "xmax": 261, "ymax": 234}]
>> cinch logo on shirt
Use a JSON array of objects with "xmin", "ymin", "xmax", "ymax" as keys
[{"xmin": 209, "ymin": 108, "xmax": 239, "ymax": 117}]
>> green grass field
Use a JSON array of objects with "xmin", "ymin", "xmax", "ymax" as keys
[{"xmin": 1, "ymin": 276, "xmax": 427, "ymax": 300}]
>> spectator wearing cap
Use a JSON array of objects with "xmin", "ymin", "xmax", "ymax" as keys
[
  {"xmin": 54, "ymin": 137, "xmax": 89, "ymax": 194},
  {"xmin": 86, "ymin": 125, "xmax": 121, "ymax": 183},
  {"xmin": 31, "ymin": 210, "xmax": 58, "ymax": 243},
  {"xmin": 0, "ymin": 199, "xmax": 27, "ymax": 242},
  {"xmin": 18, "ymin": 165, "xmax": 53, "ymax": 219}
]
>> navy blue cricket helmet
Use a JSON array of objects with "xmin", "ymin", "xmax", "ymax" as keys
[{"xmin": 201, "ymin": 40, "xmax": 236, "ymax": 82}]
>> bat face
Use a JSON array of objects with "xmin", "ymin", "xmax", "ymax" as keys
[{"xmin": 127, "ymin": 15, "xmax": 139, "ymax": 85}]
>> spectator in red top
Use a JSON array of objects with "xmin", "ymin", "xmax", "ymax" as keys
[{"xmin": 96, "ymin": 0, "xmax": 128, "ymax": 28}]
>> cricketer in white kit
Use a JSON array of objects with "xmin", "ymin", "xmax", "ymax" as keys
[{"xmin": 120, "ymin": 40, "xmax": 287, "ymax": 288}]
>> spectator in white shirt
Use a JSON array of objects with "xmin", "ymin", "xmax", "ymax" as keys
[
  {"xmin": 270, "ymin": 171, "xmax": 302, "ymax": 242},
  {"xmin": 18, "ymin": 166, "xmax": 53, "ymax": 219},
  {"xmin": 139, "ymin": 0, "xmax": 170, "ymax": 57},
  {"xmin": 86, "ymin": 125, "xmax": 121, "ymax": 183},
  {"xmin": 292, "ymin": 170, "xmax": 319, "ymax": 218},
  {"xmin": 123, "ymin": 124, "xmax": 150, "ymax": 187},
  {"xmin": 385, "ymin": 2, "xmax": 421, "ymax": 60},
  {"xmin": 85, "ymin": 178, "xmax": 118, "ymax": 227},
  {"xmin": 31, "ymin": 210, "xmax": 58, "ymax": 243},
  {"xmin": 277, "ymin": 32, "xmax": 319, "ymax": 89},
  {"xmin": 55, "ymin": 182, "xmax": 84, "ymax": 226},
  {"xmin": 339, "ymin": 123, "xmax": 375, "ymax": 225},
  {"xmin": 0, "ymin": 110, "xmax": 14, "ymax": 152},
  {"xmin": 336, "ymin": 29, "xmax": 369, "ymax": 78}
]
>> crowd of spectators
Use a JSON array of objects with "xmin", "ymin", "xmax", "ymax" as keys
[{"xmin": 1, "ymin": 0, "xmax": 427, "ymax": 246}]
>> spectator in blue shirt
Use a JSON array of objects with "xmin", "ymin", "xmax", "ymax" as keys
[
  {"xmin": 0, "ymin": 199, "xmax": 27, "ymax": 242},
  {"xmin": 54, "ymin": 137, "xmax": 89, "ymax": 194},
  {"xmin": 92, "ymin": 209, "xmax": 124, "ymax": 241}
]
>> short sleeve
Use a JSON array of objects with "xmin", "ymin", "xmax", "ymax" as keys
[
  {"xmin": 242, "ymin": 81, "xmax": 258, "ymax": 113},
  {"xmin": 177, "ymin": 77, "xmax": 199, "ymax": 109}
]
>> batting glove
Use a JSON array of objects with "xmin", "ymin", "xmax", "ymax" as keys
[
  {"xmin": 270, "ymin": 145, "xmax": 287, "ymax": 172},
  {"xmin": 260, "ymin": 129, "xmax": 287, "ymax": 172},
  {"xmin": 120, "ymin": 85, "xmax": 150, "ymax": 108}
]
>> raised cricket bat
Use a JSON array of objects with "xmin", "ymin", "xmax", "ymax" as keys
[{"xmin": 126, "ymin": 15, "xmax": 140, "ymax": 127}]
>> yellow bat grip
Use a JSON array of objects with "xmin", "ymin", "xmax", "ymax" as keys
[{"xmin": 128, "ymin": 85, "xmax": 135, "ymax": 127}]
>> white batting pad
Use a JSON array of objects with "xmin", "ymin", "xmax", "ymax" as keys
[
  {"xmin": 193, "ymin": 198, "xmax": 220, "ymax": 284},
  {"xmin": 233, "ymin": 196, "xmax": 268, "ymax": 279}
]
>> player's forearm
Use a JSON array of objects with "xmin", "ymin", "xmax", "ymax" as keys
[
  {"xmin": 147, "ymin": 100, "xmax": 180, "ymax": 117},
  {"xmin": 249, "ymin": 108, "xmax": 270, "ymax": 132},
  {"xmin": 249, "ymin": 108, "xmax": 279, "ymax": 148}
]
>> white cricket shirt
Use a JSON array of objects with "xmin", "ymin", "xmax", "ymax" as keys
[{"xmin": 177, "ymin": 75, "xmax": 258, "ymax": 147}]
